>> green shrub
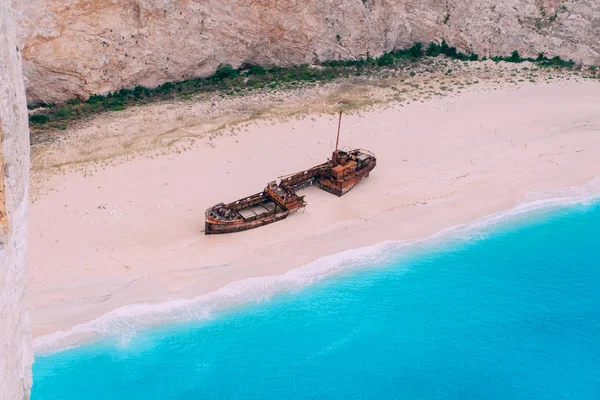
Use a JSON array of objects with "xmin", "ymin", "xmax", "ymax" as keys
[
  {"xmin": 118, "ymin": 88, "xmax": 133, "ymax": 98},
  {"xmin": 56, "ymin": 108, "xmax": 73, "ymax": 118},
  {"xmin": 409, "ymin": 42, "xmax": 423, "ymax": 58},
  {"xmin": 426, "ymin": 42, "xmax": 442, "ymax": 57},
  {"xmin": 440, "ymin": 40, "xmax": 449, "ymax": 54},
  {"xmin": 29, "ymin": 114, "xmax": 49, "ymax": 124},
  {"xmin": 376, "ymin": 53, "xmax": 395, "ymax": 66},
  {"xmin": 133, "ymin": 86, "xmax": 150, "ymax": 98},
  {"xmin": 533, "ymin": 53, "xmax": 575, "ymax": 68},
  {"xmin": 156, "ymin": 82, "xmax": 175, "ymax": 94},
  {"xmin": 508, "ymin": 50, "xmax": 522, "ymax": 62},
  {"xmin": 442, "ymin": 41, "xmax": 457, "ymax": 58},
  {"xmin": 540, "ymin": 56, "xmax": 575, "ymax": 68},
  {"xmin": 213, "ymin": 64, "xmax": 239, "ymax": 80},
  {"xmin": 456, "ymin": 52, "xmax": 470, "ymax": 61},
  {"xmin": 86, "ymin": 94, "xmax": 105, "ymax": 104},
  {"xmin": 248, "ymin": 65, "xmax": 267, "ymax": 75}
]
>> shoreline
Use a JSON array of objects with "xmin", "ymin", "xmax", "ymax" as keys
[
  {"xmin": 33, "ymin": 179, "xmax": 600, "ymax": 354},
  {"xmin": 28, "ymin": 80, "xmax": 600, "ymax": 347}
]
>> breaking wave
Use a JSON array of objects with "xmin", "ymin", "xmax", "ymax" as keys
[{"xmin": 33, "ymin": 177, "xmax": 600, "ymax": 354}]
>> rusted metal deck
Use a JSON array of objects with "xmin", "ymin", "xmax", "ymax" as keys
[
  {"xmin": 205, "ymin": 110, "xmax": 376, "ymax": 234},
  {"xmin": 205, "ymin": 148, "xmax": 376, "ymax": 234}
]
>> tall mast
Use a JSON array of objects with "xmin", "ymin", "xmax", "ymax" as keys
[{"xmin": 333, "ymin": 110, "xmax": 342, "ymax": 165}]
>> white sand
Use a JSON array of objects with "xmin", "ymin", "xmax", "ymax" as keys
[{"xmin": 28, "ymin": 81, "xmax": 600, "ymax": 338}]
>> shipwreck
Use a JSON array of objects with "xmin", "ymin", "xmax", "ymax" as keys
[{"xmin": 205, "ymin": 112, "xmax": 377, "ymax": 234}]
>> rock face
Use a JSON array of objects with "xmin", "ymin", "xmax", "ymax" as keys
[
  {"xmin": 0, "ymin": 0, "xmax": 33, "ymax": 399},
  {"xmin": 14, "ymin": 0, "xmax": 600, "ymax": 103}
]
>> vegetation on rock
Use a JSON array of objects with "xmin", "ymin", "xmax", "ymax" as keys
[{"xmin": 28, "ymin": 41, "xmax": 587, "ymax": 133}]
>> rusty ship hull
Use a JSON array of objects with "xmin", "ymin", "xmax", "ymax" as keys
[
  {"xmin": 205, "ymin": 149, "xmax": 376, "ymax": 235},
  {"xmin": 205, "ymin": 200, "xmax": 295, "ymax": 234},
  {"xmin": 205, "ymin": 186, "xmax": 306, "ymax": 235},
  {"xmin": 316, "ymin": 151, "xmax": 376, "ymax": 197}
]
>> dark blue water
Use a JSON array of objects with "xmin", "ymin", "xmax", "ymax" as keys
[{"xmin": 33, "ymin": 202, "xmax": 600, "ymax": 399}]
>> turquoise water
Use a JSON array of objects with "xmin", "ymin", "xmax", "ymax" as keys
[{"xmin": 33, "ymin": 201, "xmax": 600, "ymax": 399}]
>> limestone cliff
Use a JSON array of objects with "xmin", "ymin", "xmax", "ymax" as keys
[
  {"xmin": 14, "ymin": 0, "xmax": 600, "ymax": 103},
  {"xmin": 0, "ymin": 0, "xmax": 33, "ymax": 398}
]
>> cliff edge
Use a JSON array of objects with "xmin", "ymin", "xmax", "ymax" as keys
[
  {"xmin": 0, "ymin": 0, "xmax": 33, "ymax": 398},
  {"xmin": 15, "ymin": 0, "xmax": 600, "ymax": 104}
]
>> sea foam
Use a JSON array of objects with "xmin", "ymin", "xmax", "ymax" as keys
[{"xmin": 33, "ymin": 177, "xmax": 600, "ymax": 354}]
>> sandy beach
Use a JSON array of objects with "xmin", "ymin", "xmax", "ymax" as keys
[{"xmin": 27, "ymin": 78, "xmax": 600, "ymax": 341}]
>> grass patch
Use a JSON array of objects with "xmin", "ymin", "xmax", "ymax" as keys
[
  {"xmin": 28, "ymin": 42, "xmax": 585, "ymax": 134},
  {"xmin": 490, "ymin": 51, "xmax": 576, "ymax": 68}
]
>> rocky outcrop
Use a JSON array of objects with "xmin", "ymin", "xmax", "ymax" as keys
[
  {"xmin": 14, "ymin": 0, "xmax": 600, "ymax": 103},
  {"xmin": 0, "ymin": 0, "xmax": 33, "ymax": 399}
]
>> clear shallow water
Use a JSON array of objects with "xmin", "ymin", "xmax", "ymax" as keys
[{"xmin": 34, "ymin": 202, "xmax": 600, "ymax": 400}]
